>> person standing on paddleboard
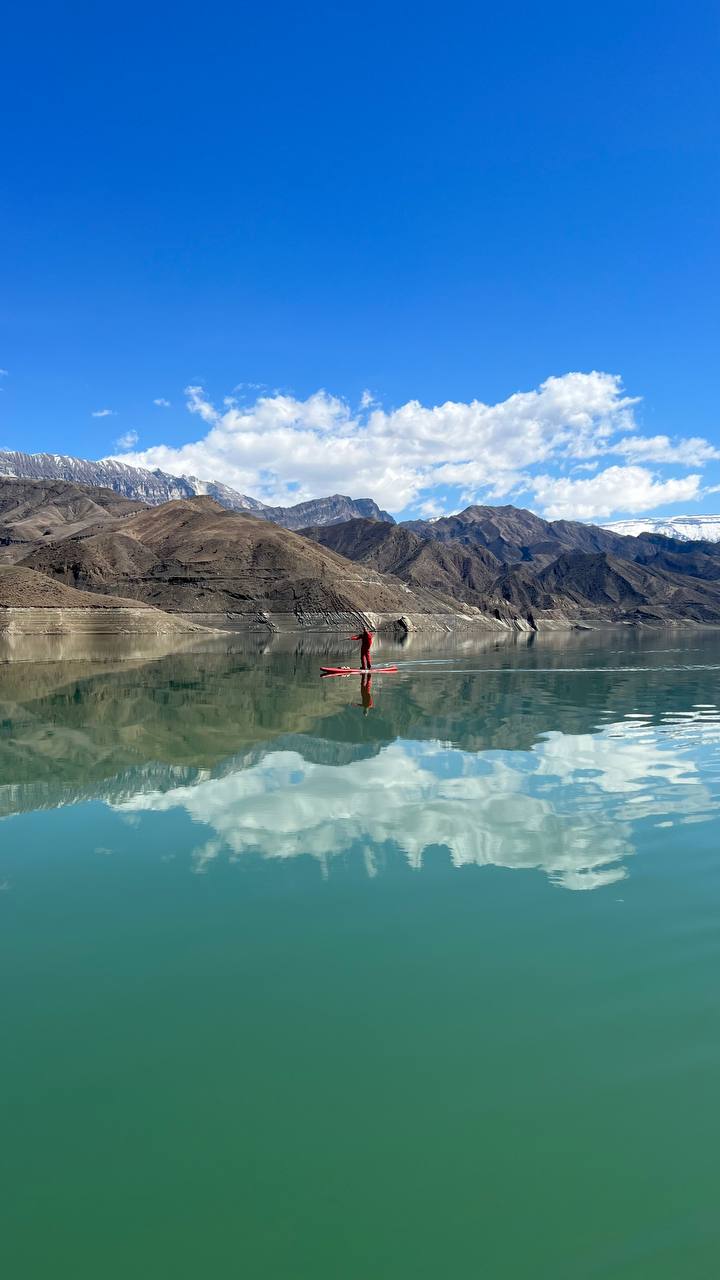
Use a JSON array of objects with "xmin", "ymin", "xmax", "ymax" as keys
[{"xmin": 350, "ymin": 627, "xmax": 374, "ymax": 670}]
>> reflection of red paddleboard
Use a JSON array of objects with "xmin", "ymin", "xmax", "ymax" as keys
[{"xmin": 320, "ymin": 665, "xmax": 398, "ymax": 677}]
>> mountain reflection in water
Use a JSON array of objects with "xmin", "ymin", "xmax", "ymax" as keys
[{"xmin": 2, "ymin": 628, "xmax": 720, "ymax": 889}]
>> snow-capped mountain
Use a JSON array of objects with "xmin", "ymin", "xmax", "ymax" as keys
[
  {"xmin": 603, "ymin": 515, "xmax": 720, "ymax": 542},
  {"xmin": 0, "ymin": 450, "xmax": 393, "ymax": 527},
  {"xmin": 0, "ymin": 450, "xmax": 264, "ymax": 510}
]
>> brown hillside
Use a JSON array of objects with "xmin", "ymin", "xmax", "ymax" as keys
[
  {"xmin": 0, "ymin": 565, "xmax": 153, "ymax": 609},
  {"xmin": 18, "ymin": 497, "xmax": 456, "ymax": 617},
  {"xmin": 301, "ymin": 518, "xmax": 502, "ymax": 607}
]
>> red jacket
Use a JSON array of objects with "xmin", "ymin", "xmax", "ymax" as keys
[{"xmin": 351, "ymin": 629, "xmax": 374, "ymax": 652}]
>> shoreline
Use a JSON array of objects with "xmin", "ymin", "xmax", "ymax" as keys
[{"xmin": 2, "ymin": 604, "xmax": 720, "ymax": 642}]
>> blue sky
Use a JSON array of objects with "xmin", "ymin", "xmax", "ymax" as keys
[{"xmin": 2, "ymin": 1, "xmax": 719, "ymax": 519}]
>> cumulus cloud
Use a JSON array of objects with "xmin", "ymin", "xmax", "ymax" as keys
[
  {"xmin": 613, "ymin": 435, "xmax": 720, "ymax": 465},
  {"xmin": 153, "ymin": 397, "xmax": 171, "ymax": 407},
  {"xmin": 531, "ymin": 466, "xmax": 702, "ymax": 521},
  {"xmin": 109, "ymin": 371, "xmax": 718, "ymax": 520},
  {"xmin": 418, "ymin": 497, "xmax": 447, "ymax": 518},
  {"xmin": 115, "ymin": 429, "xmax": 139, "ymax": 450},
  {"xmin": 91, "ymin": 408, "xmax": 115, "ymax": 418}
]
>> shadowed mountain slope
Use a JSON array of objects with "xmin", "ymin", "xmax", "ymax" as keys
[
  {"xmin": 303, "ymin": 515, "xmax": 720, "ymax": 624},
  {"xmin": 493, "ymin": 552, "xmax": 720, "ymax": 622},
  {"xmin": 16, "ymin": 497, "xmax": 455, "ymax": 620},
  {"xmin": 404, "ymin": 503, "xmax": 636, "ymax": 566},
  {"xmin": 301, "ymin": 518, "xmax": 502, "ymax": 607},
  {"xmin": 0, "ymin": 565, "xmax": 155, "ymax": 609},
  {"xmin": 0, "ymin": 478, "xmax": 146, "ymax": 555}
]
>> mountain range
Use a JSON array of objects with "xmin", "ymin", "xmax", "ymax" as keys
[
  {"xmin": 302, "ymin": 508, "xmax": 720, "ymax": 624},
  {"xmin": 3, "ymin": 471, "xmax": 720, "ymax": 631},
  {"xmin": 0, "ymin": 450, "xmax": 393, "ymax": 528},
  {"xmin": 0, "ymin": 477, "xmax": 455, "ymax": 629}
]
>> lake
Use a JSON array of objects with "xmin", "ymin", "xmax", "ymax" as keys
[{"xmin": 2, "ymin": 628, "xmax": 720, "ymax": 1278}]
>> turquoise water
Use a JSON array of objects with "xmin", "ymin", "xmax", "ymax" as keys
[{"xmin": 2, "ymin": 629, "xmax": 720, "ymax": 1277}]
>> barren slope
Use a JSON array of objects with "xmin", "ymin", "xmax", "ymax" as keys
[
  {"xmin": 18, "ymin": 497, "xmax": 458, "ymax": 618},
  {"xmin": 0, "ymin": 565, "xmax": 155, "ymax": 609},
  {"xmin": 302, "ymin": 518, "xmax": 502, "ymax": 607},
  {"xmin": 0, "ymin": 477, "xmax": 147, "ymax": 558},
  {"xmin": 495, "ymin": 552, "xmax": 720, "ymax": 622}
]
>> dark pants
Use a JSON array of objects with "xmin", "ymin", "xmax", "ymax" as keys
[{"xmin": 360, "ymin": 648, "xmax": 371, "ymax": 669}]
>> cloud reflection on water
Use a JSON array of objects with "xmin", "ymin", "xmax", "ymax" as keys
[{"xmin": 113, "ymin": 710, "xmax": 720, "ymax": 890}]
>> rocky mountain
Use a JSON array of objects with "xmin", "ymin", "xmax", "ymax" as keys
[
  {"xmin": 403, "ymin": 503, "xmax": 632, "ymax": 565},
  {"xmin": 301, "ymin": 518, "xmax": 502, "ymax": 608},
  {"xmin": 260, "ymin": 495, "xmax": 393, "ymax": 529},
  {"xmin": 5, "ymin": 477, "xmax": 720, "ymax": 629},
  {"xmin": 13, "ymin": 494, "xmax": 457, "ymax": 624},
  {"xmin": 0, "ymin": 478, "xmax": 146, "ymax": 554},
  {"xmin": 303, "ymin": 512, "xmax": 720, "ymax": 624},
  {"xmin": 603, "ymin": 515, "xmax": 720, "ymax": 542},
  {"xmin": 491, "ymin": 551, "xmax": 720, "ymax": 622},
  {"xmin": 0, "ymin": 450, "xmax": 393, "ymax": 529},
  {"xmin": 0, "ymin": 450, "xmax": 240, "ymax": 507}
]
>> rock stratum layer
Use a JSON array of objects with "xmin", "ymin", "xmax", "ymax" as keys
[{"xmin": 0, "ymin": 566, "xmax": 208, "ymax": 636}]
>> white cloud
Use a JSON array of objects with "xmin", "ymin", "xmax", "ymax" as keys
[
  {"xmin": 531, "ymin": 466, "xmax": 702, "ymax": 521},
  {"xmin": 109, "ymin": 371, "xmax": 718, "ymax": 520},
  {"xmin": 360, "ymin": 388, "xmax": 376, "ymax": 408},
  {"xmin": 91, "ymin": 408, "xmax": 115, "ymax": 418},
  {"xmin": 418, "ymin": 497, "xmax": 446, "ymax": 518},
  {"xmin": 115, "ymin": 372, "xmax": 641, "ymax": 511},
  {"xmin": 153, "ymin": 397, "xmax": 171, "ymax": 408},
  {"xmin": 614, "ymin": 435, "xmax": 720, "ymax": 465},
  {"xmin": 115, "ymin": 429, "xmax": 139, "ymax": 450}
]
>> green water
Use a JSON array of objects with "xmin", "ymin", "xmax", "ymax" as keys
[{"xmin": 2, "ymin": 629, "xmax": 720, "ymax": 1278}]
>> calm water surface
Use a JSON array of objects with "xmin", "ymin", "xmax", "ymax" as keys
[{"xmin": 2, "ymin": 629, "xmax": 720, "ymax": 1278}]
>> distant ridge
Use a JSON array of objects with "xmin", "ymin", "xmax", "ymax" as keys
[
  {"xmin": 603, "ymin": 515, "xmax": 720, "ymax": 542},
  {"xmin": 0, "ymin": 449, "xmax": 262, "ymax": 510},
  {"xmin": 0, "ymin": 451, "xmax": 394, "ymax": 529}
]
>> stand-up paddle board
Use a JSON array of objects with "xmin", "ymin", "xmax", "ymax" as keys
[{"xmin": 320, "ymin": 665, "xmax": 398, "ymax": 676}]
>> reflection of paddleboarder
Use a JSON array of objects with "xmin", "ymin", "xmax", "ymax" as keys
[
  {"xmin": 350, "ymin": 627, "xmax": 374, "ymax": 670},
  {"xmin": 357, "ymin": 674, "xmax": 374, "ymax": 716}
]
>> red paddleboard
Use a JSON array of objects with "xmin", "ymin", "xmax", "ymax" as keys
[{"xmin": 320, "ymin": 665, "xmax": 398, "ymax": 676}]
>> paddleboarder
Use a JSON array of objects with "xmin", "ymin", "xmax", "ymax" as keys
[{"xmin": 350, "ymin": 626, "xmax": 374, "ymax": 670}]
